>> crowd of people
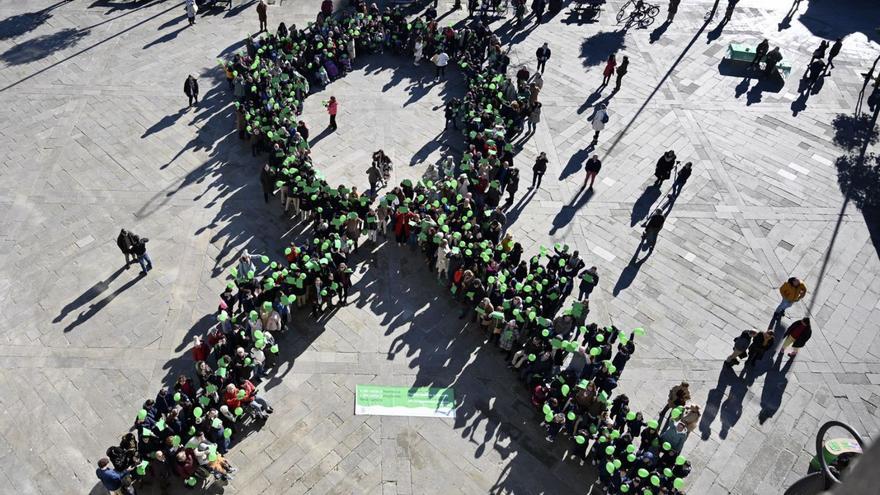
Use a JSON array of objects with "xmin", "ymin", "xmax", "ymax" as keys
[{"xmin": 98, "ymin": 3, "xmax": 697, "ymax": 494}]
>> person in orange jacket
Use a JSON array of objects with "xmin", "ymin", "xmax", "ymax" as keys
[{"xmin": 771, "ymin": 277, "xmax": 806, "ymax": 324}]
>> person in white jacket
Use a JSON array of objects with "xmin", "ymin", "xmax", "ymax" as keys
[
  {"xmin": 589, "ymin": 103, "xmax": 609, "ymax": 145},
  {"xmin": 185, "ymin": 0, "xmax": 198, "ymax": 26}
]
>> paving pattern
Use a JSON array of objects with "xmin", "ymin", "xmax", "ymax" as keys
[{"xmin": 0, "ymin": 0, "xmax": 879, "ymax": 494}]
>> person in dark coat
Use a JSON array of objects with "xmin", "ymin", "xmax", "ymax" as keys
[
  {"xmin": 259, "ymin": 164, "xmax": 274, "ymax": 203},
  {"xmin": 184, "ymin": 75, "xmax": 199, "ymax": 108},
  {"xmin": 531, "ymin": 152, "xmax": 548, "ymax": 189},
  {"xmin": 535, "ymin": 43, "xmax": 551, "ymax": 74},
  {"xmin": 725, "ymin": 330, "xmax": 756, "ymax": 366},
  {"xmin": 780, "ymin": 317, "xmax": 811, "ymax": 357},
  {"xmin": 131, "ymin": 234, "xmax": 152, "ymax": 275},
  {"xmin": 827, "ymin": 38, "xmax": 843, "ymax": 69},
  {"xmin": 654, "ymin": 150, "xmax": 676, "ymax": 186},
  {"xmin": 745, "ymin": 330, "xmax": 775, "ymax": 367},
  {"xmin": 116, "ymin": 229, "xmax": 135, "ymax": 268},
  {"xmin": 583, "ymin": 155, "xmax": 601, "ymax": 190},
  {"xmin": 748, "ymin": 39, "xmax": 769, "ymax": 70},
  {"xmin": 642, "ymin": 209, "xmax": 666, "ymax": 249},
  {"xmin": 531, "ymin": 0, "xmax": 546, "ymax": 24}
]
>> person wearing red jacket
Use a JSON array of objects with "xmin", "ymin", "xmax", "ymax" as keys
[
  {"xmin": 173, "ymin": 448, "xmax": 198, "ymax": 479},
  {"xmin": 225, "ymin": 381, "xmax": 273, "ymax": 419}
]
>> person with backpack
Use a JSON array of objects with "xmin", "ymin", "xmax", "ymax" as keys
[{"xmin": 588, "ymin": 103, "xmax": 609, "ymax": 145}]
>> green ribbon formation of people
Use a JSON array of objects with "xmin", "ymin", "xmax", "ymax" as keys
[{"xmin": 116, "ymin": 6, "xmax": 691, "ymax": 494}]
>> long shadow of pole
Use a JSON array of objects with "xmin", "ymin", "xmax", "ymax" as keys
[{"xmin": 600, "ymin": 0, "xmax": 720, "ymax": 160}]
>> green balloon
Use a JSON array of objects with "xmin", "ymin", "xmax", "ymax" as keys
[
  {"xmin": 674, "ymin": 478, "xmax": 684, "ymax": 489},
  {"xmin": 193, "ymin": 407, "xmax": 203, "ymax": 418},
  {"xmin": 604, "ymin": 445, "xmax": 614, "ymax": 455},
  {"xmin": 186, "ymin": 476, "xmax": 198, "ymax": 486},
  {"xmin": 566, "ymin": 411, "xmax": 575, "ymax": 421},
  {"xmin": 626, "ymin": 411, "xmax": 636, "ymax": 421},
  {"xmin": 638, "ymin": 468, "xmax": 649, "ymax": 478},
  {"xmin": 675, "ymin": 455, "xmax": 687, "ymax": 466},
  {"xmin": 575, "ymin": 435, "xmax": 586, "ymax": 444},
  {"xmin": 224, "ymin": 428, "xmax": 233, "ymax": 438},
  {"xmin": 605, "ymin": 461, "xmax": 614, "ymax": 474},
  {"xmin": 651, "ymin": 475, "xmax": 661, "ymax": 487},
  {"xmin": 235, "ymin": 407, "xmax": 244, "ymax": 416},
  {"xmin": 561, "ymin": 384, "xmax": 570, "ymax": 396},
  {"xmin": 671, "ymin": 406, "xmax": 682, "ymax": 419},
  {"xmin": 528, "ymin": 353, "xmax": 536, "ymax": 362},
  {"xmin": 137, "ymin": 409, "xmax": 147, "ymax": 420}
]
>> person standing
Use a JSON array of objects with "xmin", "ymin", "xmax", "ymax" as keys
[
  {"xmin": 771, "ymin": 277, "xmax": 807, "ymax": 322},
  {"xmin": 654, "ymin": 150, "xmax": 676, "ymax": 186},
  {"xmin": 583, "ymin": 154, "xmax": 601, "ymax": 189},
  {"xmin": 528, "ymin": 101, "xmax": 542, "ymax": 133},
  {"xmin": 748, "ymin": 39, "xmax": 769, "ymax": 70},
  {"xmin": 433, "ymin": 50, "xmax": 449, "ymax": 79},
  {"xmin": 414, "ymin": 37, "xmax": 424, "ymax": 66},
  {"xmin": 613, "ymin": 56, "xmax": 628, "ymax": 91},
  {"xmin": 763, "ymin": 47, "xmax": 783, "ymax": 78},
  {"xmin": 184, "ymin": 75, "xmax": 199, "ymax": 108},
  {"xmin": 367, "ymin": 164, "xmax": 382, "ymax": 198},
  {"xmin": 131, "ymin": 233, "xmax": 153, "ymax": 275},
  {"xmin": 116, "ymin": 229, "xmax": 135, "ymax": 269},
  {"xmin": 185, "ymin": 0, "xmax": 198, "ymax": 26},
  {"xmin": 505, "ymin": 169, "xmax": 520, "ymax": 206},
  {"xmin": 724, "ymin": 330, "xmax": 756, "ymax": 366},
  {"xmin": 780, "ymin": 317, "xmax": 812, "ymax": 357},
  {"xmin": 259, "ymin": 164, "xmax": 273, "ymax": 203},
  {"xmin": 256, "ymin": 0, "xmax": 268, "ymax": 32},
  {"xmin": 588, "ymin": 103, "xmax": 609, "ymax": 144},
  {"xmin": 531, "ymin": 152, "xmax": 548, "ymax": 188},
  {"xmin": 666, "ymin": 0, "xmax": 680, "ymax": 22},
  {"xmin": 601, "ymin": 54, "xmax": 616, "ymax": 86},
  {"xmin": 325, "ymin": 96, "xmax": 338, "ymax": 130},
  {"xmin": 578, "ymin": 266, "xmax": 599, "ymax": 299},
  {"xmin": 536, "ymin": 43, "xmax": 551, "ymax": 74},
  {"xmin": 826, "ymin": 37, "xmax": 843, "ymax": 69},
  {"xmin": 658, "ymin": 382, "xmax": 690, "ymax": 420},
  {"xmin": 96, "ymin": 458, "xmax": 134, "ymax": 495}
]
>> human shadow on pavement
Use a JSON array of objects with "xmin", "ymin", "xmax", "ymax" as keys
[
  {"xmin": 62, "ymin": 270, "xmax": 146, "ymax": 333},
  {"xmin": 549, "ymin": 189, "xmax": 594, "ymax": 235},
  {"xmin": 758, "ymin": 352, "xmax": 794, "ymax": 424},
  {"xmin": 54, "ymin": 266, "xmax": 127, "ymax": 324},
  {"xmin": 630, "ymin": 184, "xmax": 661, "ymax": 226},
  {"xmin": 698, "ymin": 364, "xmax": 748, "ymax": 440},
  {"xmin": 0, "ymin": 0, "xmax": 68, "ymax": 40},
  {"xmin": 649, "ymin": 20, "xmax": 670, "ymax": 44}
]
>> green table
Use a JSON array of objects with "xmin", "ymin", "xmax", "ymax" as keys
[{"xmin": 726, "ymin": 43, "xmax": 756, "ymax": 62}]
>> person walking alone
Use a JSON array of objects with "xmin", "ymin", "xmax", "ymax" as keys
[
  {"xmin": 779, "ymin": 317, "xmax": 812, "ymax": 357},
  {"xmin": 771, "ymin": 277, "xmax": 807, "ymax": 324},
  {"xmin": 184, "ymin": 75, "xmax": 199, "ymax": 108},
  {"xmin": 325, "ymin": 96, "xmax": 338, "ymax": 130},
  {"xmin": 614, "ymin": 56, "xmax": 628, "ymax": 91},
  {"xmin": 531, "ymin": 152, "xmax": 548, "ymax": 188},
  {"xmin": 185, "ymin": 0, "xmax": 198, "ymax": 26},
  {"xmin": 256, "ymin": 0, "xmax": 268, "ymax": 32},
  {"xmin": 583, "ymin": 154, "xmax": 601, "ymax": 190},
  {"xmin": 536, "ymin": 43, "xmax": 551, "ymax": 74},
  {"xmin": 588, "ymin": 103, "xmax": 609, "ymax": 145},
  {"xmin": 116, "ymin": 229, "xmax": 135, "ymax": 269}
]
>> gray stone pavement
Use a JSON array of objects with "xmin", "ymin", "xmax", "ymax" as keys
[{"xmin": 0, "ymin": 0, "xmax": 878, "ymax": 494}]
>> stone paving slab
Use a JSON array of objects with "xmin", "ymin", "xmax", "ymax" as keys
[{"xmin": 0, "ymin": 0, "xmax": 879, "ymax": 494}]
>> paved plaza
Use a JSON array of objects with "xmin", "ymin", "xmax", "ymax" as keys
[{"xmin": 0, "ymin": 0, "xmax": 879, "ymax": 493}]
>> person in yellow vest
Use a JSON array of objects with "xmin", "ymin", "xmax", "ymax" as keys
[{"xmin": 772, "ymin": 277, "xmax": 807, "ymax": 324}]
